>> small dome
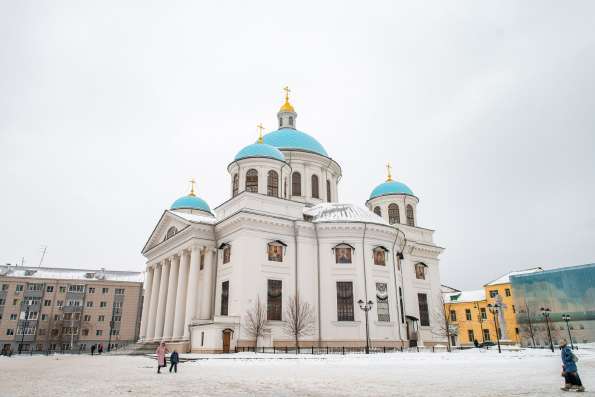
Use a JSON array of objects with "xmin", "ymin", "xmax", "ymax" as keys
[
  {"xmin": 279, "ymin": 100, "xmax": 295, "ymax": 113},
  {"xmin": 234, "ymin": 143, "xmax": 285, "ymax": 162},
  {"xmin": 369, "ymin": 180, "xmax": 414, "ymax": 200},
  {"xmin": 262, "ymin": 128, "xmax": 329, "ymax": 157},
  {"xmin": 170, "ymin": 195, "xmax": 211, "ymax": 213}
]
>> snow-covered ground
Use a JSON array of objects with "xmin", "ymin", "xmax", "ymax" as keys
[{"xmin": 1, "ymin": 347, "xmax": 593, "ymax": 396}]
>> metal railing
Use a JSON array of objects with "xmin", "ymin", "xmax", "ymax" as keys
[{"xmin": 234, "ymin": 345, "xmax": 452, "ymax": 355}]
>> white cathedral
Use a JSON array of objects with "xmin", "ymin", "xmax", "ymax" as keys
[{"xmin": 138, "ymin": 90, "xmax": 445, "ymax": 352}]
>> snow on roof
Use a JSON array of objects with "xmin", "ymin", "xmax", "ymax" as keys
[
  {"xmin": 304, "ymin": 203, "xmax": 389, "ymax": 226},
  {"xmin": 0, "ymin": 265, "xmax": 143, "ymax": 283},
  {"xmin": 485, "ymin": 267, "xmax": 543, "ymax": 286},
  {"xmin": 169, "ymin": 210, "xmax": 217, "ymax": 224},
  {"xmin": 445, "ymin": 289, "xmax": 485, "ymax": 303}
]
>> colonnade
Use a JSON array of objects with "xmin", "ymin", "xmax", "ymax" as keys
[{"xmin": 139, "ymin": 245, "xmax": 215, "ymax": 341}]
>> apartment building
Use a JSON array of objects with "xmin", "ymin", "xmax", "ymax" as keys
[{"xmin": 0, "ymin": 265, "xmax": 143, "ymax": 353}]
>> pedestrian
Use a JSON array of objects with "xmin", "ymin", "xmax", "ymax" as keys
[
  {"xmin": 560, "ymin": 339, "xmax": 585, "ymax": 392},
  {"xmin": 473, "ymin": 339, "xmax": 479, "ymax": 348},
  {"xmin": 91, "ymin": 344, "xmax": 96, "ymax": 356},
  {"xmin": 98, "ymin": 344, "xmax": 103, "ymax": 354},
  {"xmin": 155, "ymin": 342, "xmax": 169, "ymax": 374},
  {"xmin": 169, "ymin": 350, "xmax": 179, "ymax": 373}
]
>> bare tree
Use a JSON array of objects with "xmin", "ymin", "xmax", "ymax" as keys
[
  {"xmin": 432, "ymin": 293, "xmax": 457, "ymax": 352},
  {"xmin": 283, "ymin": 294, "xmax": 316, "ymax": 349},
  {"xmin": 244, "ymin": 296, "xmax": 267, "ymax": 350}
]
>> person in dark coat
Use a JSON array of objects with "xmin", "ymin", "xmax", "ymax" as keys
[
  {"xmin": 560, "ymin": 339, "xmax": 584, "ymax": 392},
  {"xmin": 169, "ymin": 350, "xmax": 180, "ymax": 373},
  {"xmin": 98, "ymin": 344, "xmax": 103, "ymax": 354},
  {"xmin": 91, "ymin": 344, "xmax": 96, "ymax": 355}
]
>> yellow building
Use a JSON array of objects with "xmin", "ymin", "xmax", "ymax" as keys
[{"xmin": 443, "ymin": 268, "xmax": 542, "ymax": 347}]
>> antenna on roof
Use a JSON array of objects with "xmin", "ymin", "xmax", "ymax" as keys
[
  {"xmin": 39, "ymin": 245, "xmax": 48, "ymax": 267},
  {"xmin": 20, "ymin": 257, "xmax": 25, "ymax": 267}
]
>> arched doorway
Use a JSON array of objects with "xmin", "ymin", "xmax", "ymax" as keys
[{"xmin": 222, "ymin": 329, "xmax": 233, "ymax": 353}]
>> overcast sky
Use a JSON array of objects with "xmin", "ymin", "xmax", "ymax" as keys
[{"xmin": 1, "ymin": 1, "xmax": 594, "ymax": 290}]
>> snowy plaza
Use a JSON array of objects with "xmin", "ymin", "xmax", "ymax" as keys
[{"xmin": 1, "ymin": 347, "xmax": 593, "ymax": 396}]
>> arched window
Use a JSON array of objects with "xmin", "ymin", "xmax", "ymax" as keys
[
  {"xmin": 246, "ymin": 169, "xmax": 258, "ymax": 193},
  {"xmin": 165, "ymin": 226, "xmax": 177, "ymax": 240},
  {"xmin": 267, "ymin": 170, "xmax": 279, "ymax": 197},
  {"xmin": 415, "ymin": 263, "xmax": 427, "ymax": 280},
  {"xmin": 232, "ymin": 174, "xmax": 239, "ymax": 197},
  {"xmin": 292, "ymin": 172, "xmax": 301, "ymax": 196},
  {"xmin": 388, "ymin": 203, "xmax": 400, "ymax": 224},
  {"xmin": 373, "ymin": 206, "xmax": 381, "ymax": 216},
  {"xmin": 406, "ymin": 204, "xmax": 415, "ymax": 226},
  {"xmin": 311, "ymin": 175, "xmax": 319, "ymax": 198},
  {"xmin": 326, "ymin": 180, "xmax": 331, "ymax": 202},
  {"xmin": 289, "ymin": 116, "xmax": 294, "ymax": 126}
]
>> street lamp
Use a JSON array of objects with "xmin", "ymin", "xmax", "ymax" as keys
[
  {"xmin": 474, "ymin": 302, "xmax": 485, "ymax": 346},
  {"xmin": 561, "ymin": 314, "xmax": 574, "ymax": 350},
  {"xmin": 357, "ymin": 299, "xmax": 373, "ymax": 354},
  {"xmin": 487, "ymin": 303, "xmax": 502, "ymax": 354},
  {"xmin": 540, "ymin": 307, "xmax": 554, "ymax": 353}
]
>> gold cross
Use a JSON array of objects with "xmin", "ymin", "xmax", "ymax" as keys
[
  {"xmin": 257, "ymin": 123, "xmax": 265, "ymax": 143},
  {"xmin": 386, "ymin": 162, "xmax": 393, "ymax": 182},
  {"xmin": 283, "ymin": 86, "xmax": 291, "ymax": 101},
  {"xmin": 189, "ymin": 178, "xmax": 196, "ymax": 196}
]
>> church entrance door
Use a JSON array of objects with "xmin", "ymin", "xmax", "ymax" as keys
[{"xmin": 222, "ymin": 329, "xmax": 232, "ymax": 353}]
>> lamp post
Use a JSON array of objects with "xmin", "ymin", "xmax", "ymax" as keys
[
  {"xmin": 357, "ymin": 299, "xmax": 373, "ymax": 354},
  {"xmin": 487, "ymin": 303, "xmax": 502, "ymax": 354},
  {"xmin": 540, "ymin": 307, "xmax": 554, "ymax": 353},
  {"xmin": 561, "ymin": 314, "xmax": 574, "ymax": 350},
  {"xmin": 474, "ymin": 302, "xmax": 485, "ymax": 345}
]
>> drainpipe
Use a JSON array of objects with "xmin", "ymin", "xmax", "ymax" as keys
[
  {"xmin": 314, "ymin": 222, "xmax": 322, "ymax": 346},
  {"xmin": 361, "ymin": 224, "xmax": 369, "ymax": 345},
  {"xmin": 391, "ymin": 230, "xmax": 402, "ymax": 341}
]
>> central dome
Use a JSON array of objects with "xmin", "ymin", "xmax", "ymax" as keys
[{"xmin": 262, "ymin": 128, "xmax": 328, "ymax": 157}]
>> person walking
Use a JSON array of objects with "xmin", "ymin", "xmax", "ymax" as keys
[
  {"xmin": 91, "ymin": 344, "xmax": 96, "ymax": 356},
  {"xmin": 560, "ymin": 339, "xmax": 585, "ymax": 392},
  {"xmin": 155, "ymin": 342, "xmax": 169, "ymax": 374},
  {"xmin": 169, "ymin": 350, "xmax": 180, "ymax": 373},
  {"xmin": 98, "ymin": 344, "xmax": 103, "ymax": 354}
]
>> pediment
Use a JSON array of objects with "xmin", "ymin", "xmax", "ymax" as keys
[{"xmin": 141, "ymin": 211, "xmax": 192, "ymax": 255}]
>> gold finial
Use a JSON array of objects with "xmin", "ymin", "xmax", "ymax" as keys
[
  {"xmin": 189, "ymin": 178, "xmax": 196, "ymax": 196},
  {"xmin": 257, "ymin": 123, "xmax": 265, "ymax": 144},
  {"xmin": 279, "ymin": 86, "xmax": 295, "ymax": 112},
  {"xmin": 386, "ymin": 162, "xmax": 393, "ymax": 182}
]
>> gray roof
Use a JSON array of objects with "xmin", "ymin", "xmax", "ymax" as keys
[
  {"xmin": 304, "ymin": 203, "xmax": 389, "ymax": 226},
  {"xmin": 0, "ymin": 265, "xmax": 143, "ymax": 283}
]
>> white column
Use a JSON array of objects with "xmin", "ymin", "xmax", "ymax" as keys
[
  {"xmin": 154, "ymin": 259, "xmax": 170, "ymax": 340},
  {"xmin": 162, "ymin": 254, "xmax": 180, "ymax": 340},
  {"xmin": 184, "ymin": 245, "xmax": 201, "ymax": 339},
  {"xmin": 139, "ymin": 266, "xmax": 154, "ymax": 340},
  {"xmin": 199, "ymin": 248, "xmax": 214, "ymax": 320},
  {"xmin": 173, "ymin": 250, "xmax": 190, "ymax": 339},
  {"xmin": 145, "ymin": 263, "xmax": 161, "ymax": 341}
]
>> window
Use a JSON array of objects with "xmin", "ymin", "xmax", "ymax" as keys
[
  {"xmin": 26, "ymin": 312, "xmax": 38, "ymax": 320},
  {"xmin": 82, "ymin": 329, "xmax": 89, "ymax": 336},
  {"xmin": 483, "ymin": 329, "xmax": 491, "ymax": 341},
  {"xmin": 86, "ymin": 301, "xmax": 93, "ymax": 308},
  {"xmin": 110, "ymin": 329, "xmax": 120, "ymax": 336},
  {"xmin": 2, "ymin": 284, "xmax": 8, "ymax": 291},
  {"xmin": 67, "ymin": 300, "xmax": 82, "ymax": 307},
  {"xmin": 373, "ymin": 247, "xmax": 386, "ymax": 266},
  {"xmin": 38, "ymin": 328, "xmax": 46, "ymax": 336},
  {"xmin": 83, "ymin": 315, "xmax": 91, "ymax": 322},
  {"xmin": 53, "ymin": 314, "xmax": 61, "ymax": 321},
  {"xmin": 267, "ymin": 170, "xmax": 279, "ymax": 197},
  {"xmin": 336, "ymin": 282, "xmax": 354, "ymax": 321},
  {"xmin": 16, "ymin": 284, "xmax": 24, "ymax": 292},
  {"xmin": 200, "ymin": 253, "xmax": 205, "ymax": 270},
  {"xmin": 267, "ymin": 242, "xmax": 284, "ymax": 262},
  {"xmin": 64, "ymin": 313, "xmax": 72, "ymax": 321},
  {"xmin": 113, "ymin": 301, "xmax": 122, "ymax": 309},
  {"xmin": 512, "ymin": 304, "xmax": 516, "ymax": 313},
  {"xmin": 115, "ymin": 288, "xmax": 125, "ymax": 295},
  {"xmin": 289, "ymin": 116, "xmax": 294, "ymax": 126},
  {"xmin": 418, "ymin": 293, "xmax": 430, "ymax": 326},
  {"xmin": 489, "ymin": 290, "xmax": 498, "ymax": 298},
  {"xmin": 373, "ymin": 206, "xmax": 381, "ymax": 216},
  {"xmin": 166, "ymin": 226, "xmax": 177, "ymax": 240},
  {"xmin": 220, "ymin": 281, "xmax": 229, "ymax": 316},
  {"xmin": 100, "ymin": 302, "xmax": 107, "ymax": 308},
  {"xmin": 13, "ymin": 299, "xmax": 18, "ymax": 305},
  {"xmin": 88, "ymin": 287, "xmax": 95, "ymax": 294},
  {"xmin": 326, "ymin": 180, "xmax": 331, "ymax": 202},
  {"xmin": 505, "ymin": 288, "xmax": 511, "ymax": 297},
  {"xmin": 465, "ymin": 309, "xmax": 472, "ymax": 321},
  {"xmin": 468, "ymin": 330, "xmax": 475, "ymax": 342},
  {"xmin": 267, "ymin": 280, "xmax": 282, "ymax": 321},
  {"xmin": 59, "ymin": 286, "xmax": 66, "ymax": 293},
  {"xmin": 291, "ymin": 172, "xmax": 301, "ymax": 196},
  {"xmin": 376, "ymin": 283, "xmax": 390, "ymax": 322},
  {"xmin": 102, "ymin": 288, "xmax": 109, "ymax": 294},
  {"xmin": 56, "ymin": 300, "xmax": 63, "ymax": 308},
  {"xmin": 415, "ymin": 263, "xmax": 426, "ymax": 280},
  {"xmin": 6, "ymin": 329, "xmax": 14, "ymax": 336},
  {"xmin": 406, "ymin": 204, "xmax": 415, "ymax": 226},
  {"xmin": 96, "ymin": 330, "xmax": 103, "ymax": 336},
  {"xmin": 68, "ymin": 285, "xmax": 85, "ymax": 293},
  {"xmin": 399, "ymin": 287, "xmax": 405, "ymax": 323},
  {"xmin": 28, "ymin": 283, "xmax": 43, "ymax": 291},
  {"xmin": 311, "ymin": 175, "xmax": 319, "ymax": 198},
  {"xmin": 450, "ymin": 310, "xmax": 457, "ymax": 321},
  {"xmin": 98, "ymin": 315, "xmax": 105, "ymax": 322},
  {"xmin": 0, "ymin": 298, "xmax": 4, "ymax": 306},
  {"xmin": 246, "ymin": 169, "xmax": 258, "ymax": 193},
  {"xmin": 223, "ymin": 245, "xmax": 231, "ymax": 264},
  {"xmin": 334, "ymin": 244, "xmax": 353, "ymax": 264},
  {"xmin": 46, "ymin": 285, "xmax": 54, "ymax": 293},
  {"xmin": 112, "ymin": 315, "xmax": 121, "ymax": 322},
  {"xmin": 10, "ymin": 313, "xmax": 17, "ymax": 320},
  {"xmin": 515, "ymin": 327, "xmax": 519, "ymax": 335},
  {"xmin": 44, "ymin": 300, "xmax": 52, "ymax": 306},
  {"xmin": 232, "ymin": 174, "xmax": 239, "ymax": 197},
  {"xmin": 480, "ymin": 308, "xmax": 487, "ymax": 320},
  {"xmin": 388, "ymin": 203, "xmax": 400, "ymax": 224},
  {"xmin": 41, "ymin": 314, "xmax": 48, "ymax": 321}
]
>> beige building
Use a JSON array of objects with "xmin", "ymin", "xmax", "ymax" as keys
[{"xmin": 0, "ymin": 265, "xmax": 143, "ymax": 353}]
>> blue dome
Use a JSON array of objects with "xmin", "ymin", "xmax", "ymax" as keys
[
  {"xmin": 369, "ymin": 180, "xmax": 415, "ymax": 200},
  {"xmin": 234, "ymin": 143, "xmax": 285, "ymax": 162},
  {"xmin": 262, "ymin": 128, "xmax": 328, "ymax": 157},
  {"xmin": 170, "ymin": 195, "xmax": 212, "ymax": 213}
]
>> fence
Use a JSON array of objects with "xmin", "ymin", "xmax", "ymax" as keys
[
  {"xmin": 1, "ymin": 343, "xmax": 132, "ymax": 357},
  {"xmin": 235, "ymin": 345, "xmax": 452, "ymax": 355}
]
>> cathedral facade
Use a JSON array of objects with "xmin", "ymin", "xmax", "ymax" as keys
[{"xmin": 139, "ymin": 91, "xmax": 445, "ymax": 352}]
